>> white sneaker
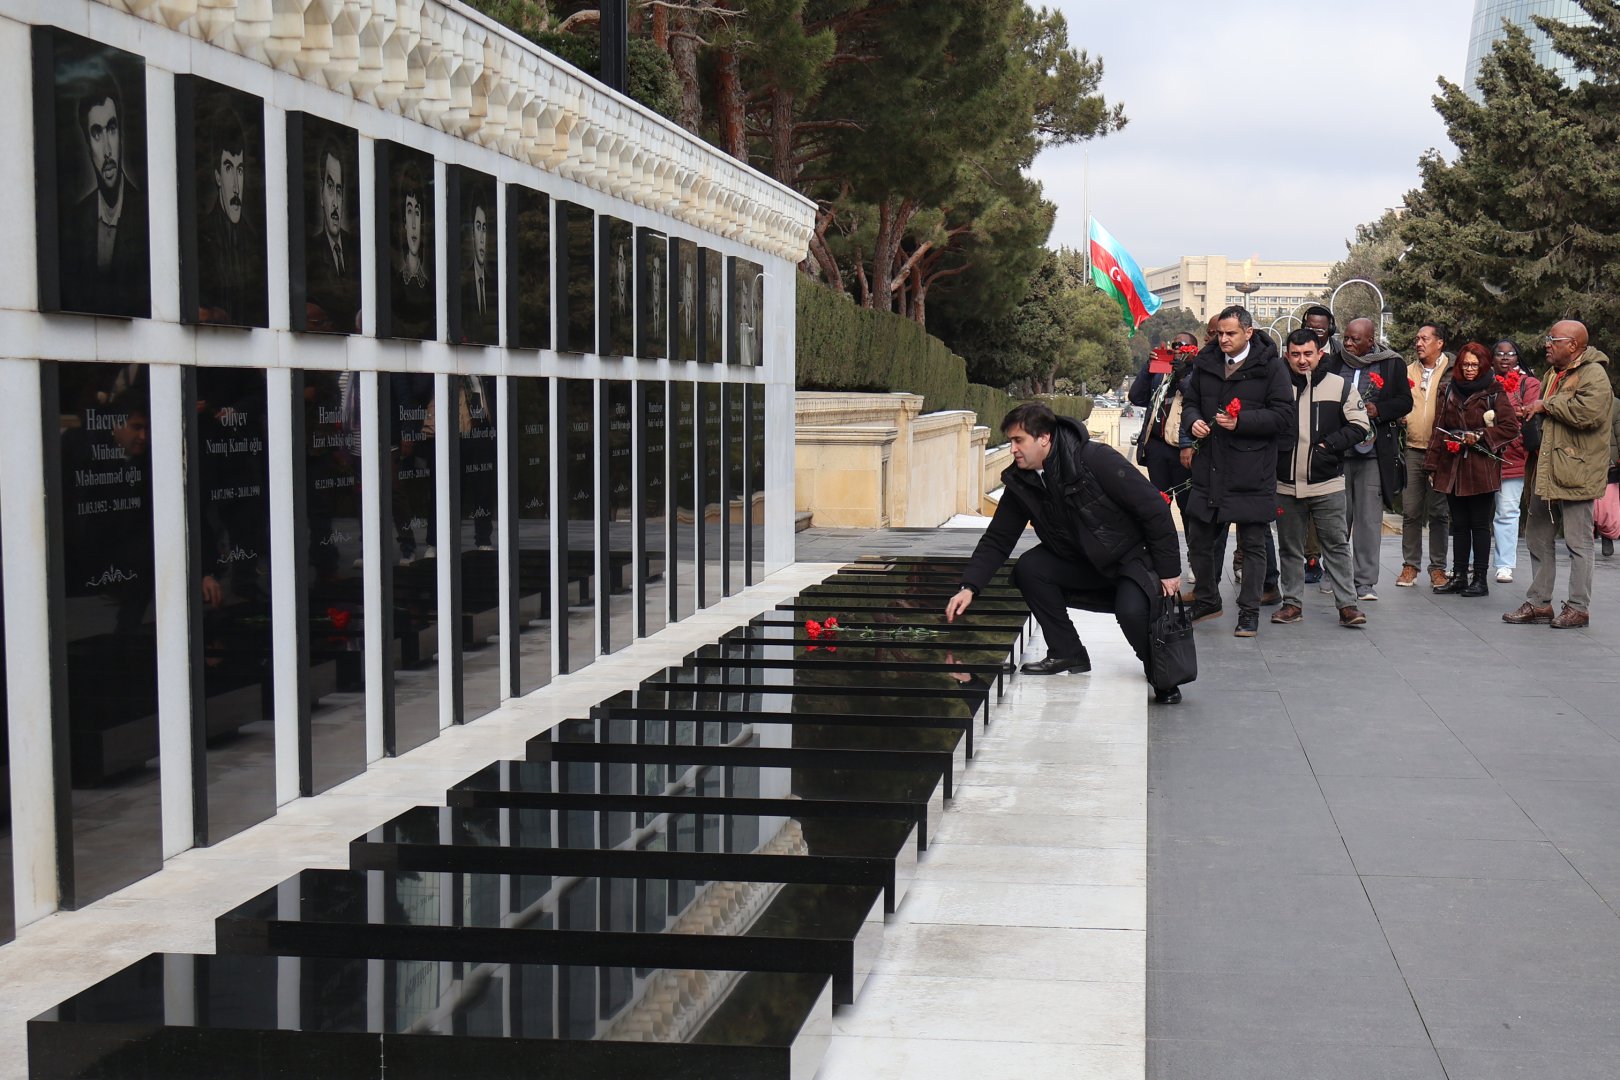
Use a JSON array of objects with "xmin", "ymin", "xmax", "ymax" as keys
[
  {"xmin": 1495, "ymin": 568, "xmax": 1513, "ymax": 583},
  {"xmin": 1358, "ymin": 588, "xmax": 1378, "ymax": 602}
]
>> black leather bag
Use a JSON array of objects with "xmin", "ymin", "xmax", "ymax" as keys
[
  {"xmin": 1149, "ymin": 594, "xmax": 1198, "ymax": 691},
  {"xmin": 1521, "ymin": 413, "xmax": 1543, "ymax": 454}
]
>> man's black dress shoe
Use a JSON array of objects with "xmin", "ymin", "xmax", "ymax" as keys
[
  {"xmin": 1020, "ymin": 649, "xmax": 1091, "ymax": 675},
  {"xmin": 1153, "ymin": 687, "xmax": 1182, "ymax": 705}
]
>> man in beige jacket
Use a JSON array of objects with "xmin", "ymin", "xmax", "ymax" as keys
[
  {"xmin": 1504, "ymin": 320, "xmax": 1613, "ymax": 629},
  {"xmin": 1397, "ymin": 322, "xmax": 1452, "ymax": 587}
]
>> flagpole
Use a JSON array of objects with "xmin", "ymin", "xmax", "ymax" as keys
[{"xmin": 1082, "ymin": 151, "xmax": 1091, "ymax": 280}]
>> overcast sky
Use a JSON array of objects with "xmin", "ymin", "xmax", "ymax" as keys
[{"xmin": 1030, "ymin": 0, "xmax": 1476, "ymax": 269}]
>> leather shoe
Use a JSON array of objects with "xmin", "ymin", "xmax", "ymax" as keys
[
  {"xmin": 1188, "ymin": 599, "xmax": 1224, "ymax": 623},
  {"xmin": 1431, "ymin": 568, "xmax": 1457, "ymax": 591},
  {"xmin": 1021, "ymin": 649, "xmax": 1092, "ymax": 674},
  {"xmin": 1396, "ymin": 564, "xmax": 1419, "ymax": 587},
  {"xmin": 1259, "ymin": 587, "xmax": 1282, "ymax": 606},
  {"xmin": 1551, "ymin": 603, "xmax": 1590, "ymax": 629},
  {"xmin": 1503, "ymin": 601, "xmax": 1554, "ymax": 624},
  {"xmin": 1152, "ymin": 687, "xmax": 1182, "ymax": 705},
  {"xmin": 1338, "ymin": 606, "xmax": 1367, "ymax": 627},
  {"xmin": 1271, "ymin": 604, "xmax": 1303, "ymax": 624}
]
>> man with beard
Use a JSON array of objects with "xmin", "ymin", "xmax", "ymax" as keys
[
  {"xmin": 305, "ymin": 138, "xmax": 360, "ymax": 333},
  {"xmin": 61, "ymin": 68, "xmax": 148, "ymax": 316},
  {"xmin": 197, "ymin": 113, "xmax": 264, "ymax": 325},
  {"xmin": 1180, "ymin": 306, "xmax": 1294, "ymax": 637},
  {"xmin": 1325, "ymin": 318, "xmax": 1412, "ymax": 600}
]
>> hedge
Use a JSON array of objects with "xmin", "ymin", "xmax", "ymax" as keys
[{"xmin": 796, "ymin": 279, "xmax": 1091, "ymax": 431}]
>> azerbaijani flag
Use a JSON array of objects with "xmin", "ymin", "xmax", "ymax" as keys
[{"xmin": 1089, "ymin": 217, "xmax": 1161, "ymax": 335}]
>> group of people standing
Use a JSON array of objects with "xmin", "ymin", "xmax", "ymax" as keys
[{"xmin": 1132, "ymin": 306, "xmax": 1619, "ymax": 635}]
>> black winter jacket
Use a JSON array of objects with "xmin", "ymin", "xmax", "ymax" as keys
[
  {"xmin": 1178, "ymin": 333, "xmax": 1295, "ymax": 524},
  {"xmin": 960, "ymin": 417, "xmax": 1181, "ymax": 603},
  {"xmin": 1324, "ymin": 345, "xmax": 1414, "ymax": 510}
]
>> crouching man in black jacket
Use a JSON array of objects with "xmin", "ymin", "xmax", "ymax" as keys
[{"xmin": 945, "ymin": 403, "xmax": 1186, "ymax": 704}]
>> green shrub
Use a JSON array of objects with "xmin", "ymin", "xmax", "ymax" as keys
[{"xmin": 797, "ymin": 280, "xmax": 1092, "ymax": 430}]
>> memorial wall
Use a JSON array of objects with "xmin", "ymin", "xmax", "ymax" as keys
[{"xmin": 0, "ymin": 0, "xmax": 813, "ymax": 935}]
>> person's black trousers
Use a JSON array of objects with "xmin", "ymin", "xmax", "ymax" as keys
[
  {"xmin": 1010, "ymin": 544, "xmax": 1154, "ymax": 680},
  {"xmin": 1447, "ymin": 491, "xmax": 1494, "ymax": 577},
  {"xmin": 1186, "ymin": 514, "xmax": 1269, "ymax": 611}
]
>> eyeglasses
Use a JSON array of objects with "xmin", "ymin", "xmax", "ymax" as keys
[
  {"xmin": 1544, "ymin": 336, "xmax": 1575, "ymax": 345},
  {"xmin": 1493, "ymin": 350, "xmax": 1517, "ymax": 357}
]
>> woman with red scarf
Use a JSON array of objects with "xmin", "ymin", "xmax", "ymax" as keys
[{"xmin": 1425, "ymin": 343, "xmax": 1522, "ymax": 596}]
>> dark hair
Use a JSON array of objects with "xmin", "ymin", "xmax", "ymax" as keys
[
  {"xmin": 1302, "ymin": 304, "xmax": 1335, "ymax": 333},
  {"xmin": 1493, "ymin": 338, "xmax": 1524, "ymax": 363},
  {"xmin": 76, "ymin": 65, "xmax": 121, "ymax": 136},
  {"xmin": 1285, "ymin": 328, "xmax": 1321, "ymax": 349},
  {"xmin": 1215, "ymin": 305, "xmax": 1252, "ymax": 328},
  {"xmin": 209, "ymin": 108, "xmax": 247, "ymax": 174},
  {"xmin": 317, "ymin": 137, "xmax": 344, "ymax": 184},
  {"xmin": 1001, "ymin": 402, "xmax": 1057, "ymax": 439},
  {"xmin": 398, "ymin": 160, "xmax": 424, "ymax": 209},
  {"xmin": 1419, "ymin": 320, "xmax": 1449, "ymax": 345}
]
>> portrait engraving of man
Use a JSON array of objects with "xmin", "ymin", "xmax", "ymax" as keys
[
  {"xmin": 637, "ymin": 227, "xmax": 668, "ymax": 360},
  {"xmin": 454, "ymin": 167, "xmax": 498, "ymax": 346},
  {"xmin": 675, "ymin": 238, "xmax": 698, "ymax": 362},
  {"xmin": 299, "ymin": 117, "xmax": 361, "ymax": 334},
  {"xmin": 382, "ymin": 144, "xmax": 435, "ymax": 341},
  {"xmin": 702, "ymin": 248, "xmax": 723, "ymax": 363},
  {"xmin": 37, "ymin": 31, "xmax": 151, "ymax": 318},
  {"xmin": 190, "ymin": 81, "xmax": 267, "ymax": 327}
]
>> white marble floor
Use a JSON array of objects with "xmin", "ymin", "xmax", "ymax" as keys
[
  {"xmin": 817, "ymin": 607, "xmax": 1147, "ymax": 1080},
  {"xmin": 0, "ymin": 565, "xmax": 1147, "ymax": 1080}
]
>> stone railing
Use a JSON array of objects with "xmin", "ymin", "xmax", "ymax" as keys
[
  {"xmin": 795, "ymin": 392, "xmax": 990, "ymax": 528},
  {"xmin": 90, "ymin": 0, "xmax": 815, "ymax": 259}
]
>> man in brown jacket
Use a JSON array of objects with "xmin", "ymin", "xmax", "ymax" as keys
[
  {"xmin": 1397, "ymin": 322, "xmax": 1452, "ymax": 588},
  {"xmin": 1504, "ymin": 320, "xmax": 1614, "ymax": 628}
]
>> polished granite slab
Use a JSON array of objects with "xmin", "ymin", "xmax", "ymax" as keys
[
  {"xmin": 216, "ymin": 868, "xmax": 885, "ymax": 1005},
  {"xmin": 29, "ymin": 953, "xmax": 832, "ymax": 1079},
  {"xmin": 448, "ymin": 758, "xmax": 946, "ymax": 853},
  {"xmin": 528, "ymin": 712, "xmax": 964, "ymax": 802},
  {"xmin": 595, "ymin": 683, "xmax": 982, "ymax": 759},
  {"xmin": 686, "ymin": 641, "xmax": 1011, "ymax": 699},
  {"xmin": 350, "ymin": 805, "xmax": 918, "ymax": 912}
]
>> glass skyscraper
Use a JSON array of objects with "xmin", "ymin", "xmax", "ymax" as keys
[{"xmin": 1465, "ymin": 0, "xmax": 1593, "ymax": 94}]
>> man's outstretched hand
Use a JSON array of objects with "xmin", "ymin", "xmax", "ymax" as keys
[{"xmin": 945, "ymin": 586, "xmax": 973, "ymax": 622}]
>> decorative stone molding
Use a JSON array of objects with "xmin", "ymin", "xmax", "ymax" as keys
[{"xmin": 90, "ymin": 0, "xmax": 816, "ymax": 260}]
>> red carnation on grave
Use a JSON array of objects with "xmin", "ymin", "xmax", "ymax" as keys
[
  {"xmin": 805, "ymin": 619, "xmax": 822, "ymax": 638},
  {"xmin": 826, "ymin": 645, "xmax": 837, "ymax": 653},
  {"xmin": 824, "ymin": 616, "xmax": 839, "ymax": 629},
  {"xmin": 1368, "ymin": 372, "xmax": 1385, "ymax": 389},
  {"xmin": 1225, "ymin": 398, "xmax": 1243, "ymax": 418},
  {"xmin": 1445, "ymin": 440, "xmax": 1462, "ymax": 454},
  {"xmin": 806, "ymin": 644, "xmax": 818, "ymax": 652}
]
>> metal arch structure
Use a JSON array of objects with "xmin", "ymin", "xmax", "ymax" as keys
[
  {"xmin": 1330, "ymin": 278, "xmax": 1388, "ymax": 344},
  {"xmin": 1267, "ymin": 314, "xmax": 1301, "ymax": 346}
]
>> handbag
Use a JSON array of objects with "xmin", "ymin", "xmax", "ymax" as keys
[
  {"xmin": 1520, "ymin": 412, "xmax": 1543, "ymax": 454},
  {"xmin": 1149, "ymin": 594, "xmax": 1198, "ymax": 691}
]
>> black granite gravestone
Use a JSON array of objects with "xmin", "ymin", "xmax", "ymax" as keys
[
  {"xmin": 506, "ymin": 185, "xmax": 551, "ymax": 350},
  {"xmin": 700, "ymin": 248, "xmax": 723, "ymax": 364},
  {"xmin": 373, "ymin": 141, "xmax": 437, "ymax": 342},
  {"xmin": 554, "ymin": 201, "xmax": 594, "ymax": 353},
  {"xmin": 381, "ymin": 373, "xmax": 439, "ymax": 755},
  {"xmin": 446, "ymin": 166, "xmax": 499, "ymax": 346},
  {"xmin": 636, "ymin": 227, "xmax": 668, "ymax": 360},
  {"xmin": 671, "ymin": 382, "xmax": 697, "ymax": 622},
  {"xmin": 639, "ymin": 381, "xmax": 669, "ymax": 638},
  {"xmin": 510, "ymin": 378, "xmax": 552, "ymax": 695},
  {"xmin": 671, "ymin": 237, "xmax": 699, "ymax": 363},
  {"xmin": 190, "ymin": 367, "xmax": 275, "ymax": 844},
  {"xmin": 456, "ymin": 375, "xmax": 500, "ymax": 723},
  {"xmin": 603, "ymin": 381, "xmax": 634, "ymax": 654},
  {"xmin": 559, "ymin": 379, "xmax": 596, "ymax": 673},
  {"xmin": 600, "ymin": 216, "xmax": 634, "ymax": 357},
  {"xmin": 698, "ymin": 383, "xmax": 723, "ymax": 607},
  {"xmin": 48, "ymin": 362, "xmax": 162, "ymax": 905}
]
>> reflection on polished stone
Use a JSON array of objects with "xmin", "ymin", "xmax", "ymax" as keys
[
  {"xmin": 29, "ymin": 952, "xmax": 832, "ymax": 1079},
  {"xmin": 351, "ymin": 804, "xmax": 916, "ymax": 912},
  {"xmin": 216, "ymin": 868, "xmax": 884, "ymax": 1004}
]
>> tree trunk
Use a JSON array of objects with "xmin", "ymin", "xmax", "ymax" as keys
[
  {"xmin": 669, "ymin": 11, "xmax": 702, "ymax": 133},
  {"xmin": 770, "ymin": 88, "xmax": 796, "ymax": 185},
  {"xmin": 910, "ymin": 262, "xmax": 926, "ymax": 325},
  {"xmin": 868, "ymin": 199, "xmax": 915, "ymax": 313},
  {"xmin": 650, "ymin": 3, "xmax": 668, "ymax": 48},
  {"xmin": 808, "ymin": 231, "xmax": 844, "ymax": 292},
  {"xmin": 716, "ymin": 46, "xmax": 746, "ymax": 159}
]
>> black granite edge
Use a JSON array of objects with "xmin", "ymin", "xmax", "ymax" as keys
[
  {"xmin": 27, "ymin": 1023, "xmax": 803, "ymax": 1080},
  {"xmin": 792, "ymin": 589, "xmax": 1029, "ymax": 606},
  {"xmin": 641, "ymin": 678, "xmax": 986, "ymax": 703},
  {"xmin": 687, "ymin": 653, "xmax": 1007, "ymax": 677},
  {"xmin": 346, "ymin": 843, "xmax": 902, "ymax": 912},
  {"xmin": 588, "ymin": 703, "xmax": 974, "ymax": 758},
  {"xmin": 752, "ymin": 615, "xmax": 1029, "ymax": 632},
  {"xmin": 721, "ymin": 632, "xmax": 1018, "ymax": 654},
  {"xmin": 445, "ymin": 786, "xmax": 931, "ymax": 835},
  {"xmin": 775, "ymin": 602, "xmax": 1028, "ymax": 620},
  {"xmin": 217, "ymin": 903, "xmax": 867, "ymax": 1006},
  {"xmin": 526, "ymin": 739, "xmax": 956, "ymax": 800}
]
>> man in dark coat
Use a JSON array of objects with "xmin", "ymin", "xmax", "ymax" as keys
[
  {"xmin": 1179, "ymin": 304, "xmax": 1295, "ymax": 637},
  {"xmin": 60, "ymin": 72, "xmax": 149, "ymax": 317},
  {"xmin": 1323, "ymin": 317, "xmax": 1412, "ymax": 599},
  {"xmin": 946, "ymin": 403, "xmax": 1186, "ymax": 703}
]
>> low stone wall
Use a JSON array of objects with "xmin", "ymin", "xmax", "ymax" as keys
[{"xmin": 795, "ymin": 392, "xmax": 990, "ymax": 527}]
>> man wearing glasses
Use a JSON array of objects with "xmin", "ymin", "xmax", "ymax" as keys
[{"xmin": 1504, "ymin": 321, "xmax": 1613, "ymax": 628}]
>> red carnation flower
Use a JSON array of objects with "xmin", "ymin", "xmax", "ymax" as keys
[
  {"xmin": 1161, "ymin": 491, "xmax": 1173, "ymax": 505},
  {"xmin": 1409, "ymin": 378, "xmax": 1417, "ymax": 388},
  {"xmin": 806, "ymin": 644, "xmax": 818, "ymax": 652},
  {"xmin": 1225, "ymin": 398, "xmax": 1243, "ymax": 418},
  {"xmin": 826, "ymin": 645, "xmax": 837, "ymax": 653},
  {"xmin": 824, "ymin": 616, "xmax": 839, "ymax": 629},
  {"xmin": 805, "ymin": 619, "xmax": 822, "ymax": 638},
  {"xmin": 1445, "ymin": 440, "xmax": 1462, "ymax": 453},
  {"xmin": 1368, "ymin": 372, "xmax": 1385, "ymax": 389},
  {"xmin": 327, "ymin": 607, "xmax": 351, "ymax": 631},
  {"xmin": 1501, "ymin": 370, "xmax": 1522, "ymax": 394}
]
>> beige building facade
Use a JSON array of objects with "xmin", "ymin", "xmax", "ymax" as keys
[{"xmin": 1146, "ymin": 256, "xmax": 1334, "ymax": 326}]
